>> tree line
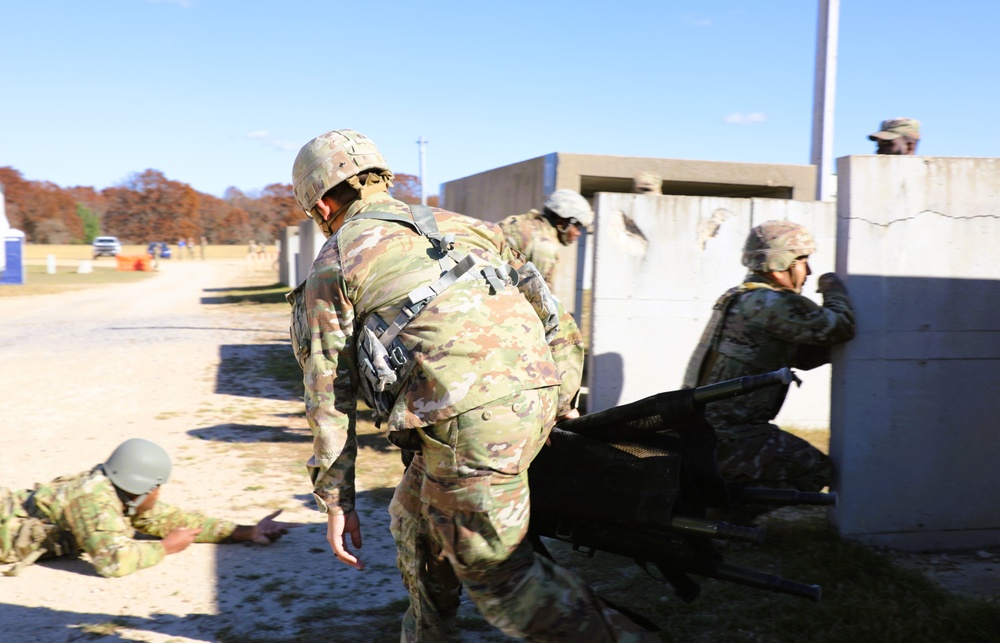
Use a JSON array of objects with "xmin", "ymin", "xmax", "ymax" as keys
[{"xmin": 0, "ymin": 166, "xmax": 436, "ymax": 245}]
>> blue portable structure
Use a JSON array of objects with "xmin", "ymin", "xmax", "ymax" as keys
[{"xmin": 1, "ymin": 229, "xmax": 26, "ymax": 285}]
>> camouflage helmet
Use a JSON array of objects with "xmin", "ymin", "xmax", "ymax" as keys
[
  {"xmin": 741, "ymin": 220, "xmax": 816, "ymax": 272},
  {"xmin": 291, "ymin": 129, "xmax": 392, "ymax": 213},
  {"xmin": 543, "ymin": 189, "xmax": 594, "ymax": 227},
  {"xmin": 101, "ymin": 438, "xmax": 172, "ymax": 495}
]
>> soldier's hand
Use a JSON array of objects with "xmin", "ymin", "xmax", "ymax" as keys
[
  {"xmin": 327, "ymin": 509, "xmax": 364, "ymax": 571},
  {"xmin": 250, "ymin": 509, "xmax": 304, "ymax": 545},
  {"xmin": 816, "ymin": 272, "xmax": 847, "ymax": 295},
  {"xmin": 547, "ymin": 408, "xmax": 580, "ymax": 446},
  {"xmin": 162, "ymin": 527, "xmax": 203, "ymax": 555}
]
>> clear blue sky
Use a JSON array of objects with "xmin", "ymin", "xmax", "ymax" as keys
[{"xmin": 2, "ymin": 1, "xmax": 998, "ymax": 198}]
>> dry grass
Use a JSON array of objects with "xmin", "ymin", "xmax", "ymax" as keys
[
  {"xmin": 0, "ymin": 263, "xmax": 155, "ymax": 297},
  {"xmin": 22, "ymin": 243, "xmax": 255, "ymax": 261}
]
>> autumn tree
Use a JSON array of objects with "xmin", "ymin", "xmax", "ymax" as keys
[
  {"xmin": 0, "ymin": 167, "xmax": 83, "ymax": 243},
  {"xmin": 225, "ymin": 183, "xmax": 300, "ymax": 243},
  {"xmin": 65, "ymin": 186, "xmax": 109, "ymax": 233},
  {"xmin": 197, "ymin": 193, "xmax": 250, "ymax": 244},
  {"xmin": 103, "ymin": 170, "xmax": 200, "ymax": 243},
  {"xmin": 390, "ymin": 173, "xmax": 438, "ymax": 206}
]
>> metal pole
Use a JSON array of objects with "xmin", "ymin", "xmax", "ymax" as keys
[
  {"xmin": 417, "ymin": 136, "xmax": 428, "ymax": 205},
  {"xmin": 810, "ymin": 0, "xmax": 839, "ymax": 201}
]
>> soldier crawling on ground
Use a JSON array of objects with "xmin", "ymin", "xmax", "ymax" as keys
[
  {"xmin": 497, "ymin": 189, "xmax": 594, "ymax": 288},
  {"xmin": 0, "ymin": 438, "xmax": 301, "ymax": 577},
  {"xmin": 684, "ymin": 221, "xmax": 856, "ymax": 506}
]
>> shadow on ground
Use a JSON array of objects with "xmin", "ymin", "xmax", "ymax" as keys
[
  {"xmin": 201, "ymin": 283, "xmax": 289, "ymax": 306},
  {"xmin": 216, "ymin": 343, "xmax": 303, "ymax": 400}
]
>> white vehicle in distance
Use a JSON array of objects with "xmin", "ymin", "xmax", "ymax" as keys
[{"xmin": 92, "ymin": 236, "xmax": 122, "ymax": 259}]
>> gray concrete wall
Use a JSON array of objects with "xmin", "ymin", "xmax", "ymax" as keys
[
  {"xmin": 278, "ymin": 226, "xmax": 299, "ymax": 287},
  {"xmin": 296, "ymin": 220, "xmax": 324, "ymax": 285},
  {"xmin": 587, "ymin": 193, "xmax": 836, "ymax": 432},
  {"xmin": 831, "ymin": 155, "xmax": 1000, "ymax": 551},
  {"xmin": 440, "ymin": 155, "xmax": 554, "ymax": 223},
  {"xmin": 441, "ymin": 153, "xmax": 818, "ymax": 318}
]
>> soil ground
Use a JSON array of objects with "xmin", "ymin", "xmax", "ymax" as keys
[{"xmin": 0, "ymin": 257, "xmax": 995, "ymax": 642}]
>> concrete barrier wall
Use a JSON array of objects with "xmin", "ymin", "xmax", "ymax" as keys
[
  {"xmin": 587, "ymin": 193, "xmax": 836, "ymax": 432},
  {"xmin": 296, "ymin": 220, "xmax": 324, "ymax": 285},
  {"xmin": 278, "ymin": 227, "xmax": 299, "ymax": 287},
  {"xmin": 831, "ymin": 155, "xmax": 1000, "ymax": 550}
]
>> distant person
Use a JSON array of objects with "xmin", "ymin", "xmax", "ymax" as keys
[
  {"xmin": 199, "ymin": 236, "xmax": 207, "ymax": 260},
  {"xmin": 177, "ymin": 238, "xmax": 186, "ymax": 260},
  {"xmin": 497, "ymin": 189, "xmax": 594, "ymax": 287},
  {"xmin": 869, "ymin": 117, "xmax": 920, "ymax": 155},
  {"xmin": 0, "ymin": 438, "xmax": 301, "ymax": 577},
  {"xmin": 632, "ymin": 171, "xmax": 662, "ymax": 195},
  {"xmin": 186, "ymin": 238, "xmax": 196, "ymax": 260},
  {"xmin": 683, "ymin": 220, "xmax": 856, "ymax": 497}
]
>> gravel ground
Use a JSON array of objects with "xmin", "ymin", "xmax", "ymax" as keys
[
  {"xmin": 1, "ymin": 259, "xmax": 994, "ymax": 643},
  {"xmin": 0, "ymin": 259, "xmax": 507, "ymax": 642}
]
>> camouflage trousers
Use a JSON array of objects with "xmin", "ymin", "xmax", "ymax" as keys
[
  {"xmin": 0, "ymin": 488, "xmax": 70, "ymax": 576},
  {"xmin": 388, "ymin": 387, "xmax": 657, "ymax": 642},
  {"xmin": 715, "ymin": 424, "xmax": 832, "ymax": 492}
]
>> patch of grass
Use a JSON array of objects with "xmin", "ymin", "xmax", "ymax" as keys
[
  {"xmin": 547, "ymin": 507, "xmax": 1000, "ymax": 642},
  {"xmin": 76, "ymin": 617, "xmax": 131, "ymax": 636},
  {"xmin": 23, "ymin": 243, "xmax": 252, "ymax": 261},
  {"xmin": 0, "ymin": 264, "xmax": 155, "ymax": 297},
  {"xmin": 209, "ymin": 282, "xmax": 291, "ymax": 307}
]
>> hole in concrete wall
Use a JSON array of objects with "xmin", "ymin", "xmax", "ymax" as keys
[
  {"xmin": 696, "ymin": 208, "xmax": 735, "ymax": 250},
  {"xmin": 612, "ymin": 210, "xmax": 649, "ymax": 256}
]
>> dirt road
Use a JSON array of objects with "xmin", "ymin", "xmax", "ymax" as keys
[{"xmin": 0, "ymin": 260, "xmax": 473, "ymax": 642}]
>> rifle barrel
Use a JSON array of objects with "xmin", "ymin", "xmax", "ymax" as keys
[
  {"xmin": 691, "ymin": 368, "xmax": 797, "ymax": 406},
  {"xmin": 669, "ymin": 515, "xmax": 766, "ymax": 544},
  {"xmin": 737, "ymin": 487, "xmax": 838, "ymax": 506},
  {"xmin": 713, "ymin": 562, "xmax": 822, "ymax": 602}
]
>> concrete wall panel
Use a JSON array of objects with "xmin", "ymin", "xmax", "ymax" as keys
[
  {"xmin": 297, "ymin": 220, "xmax": 324, "ymax": 284},
  {"xmin": 587, "ymin": 193, "xmax": 836, "ymax": 431},
  {"xmin": 278, "ymin": 226, "xmax": 299, "ymax": 287},
  {"xmin": 832, "ymin": 155, "xmax": 1000, "ymax": 550}
]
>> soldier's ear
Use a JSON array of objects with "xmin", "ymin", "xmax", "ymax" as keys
[{"xmin": 314, "ymin": 198, "xmax": 334, "ymax": 222}]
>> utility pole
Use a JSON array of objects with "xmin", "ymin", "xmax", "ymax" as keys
[
  {"xmin": 810, "ymin": 0, "xmax": 839, "ymax": 201},
  {"xmin": 417, "ymin": 136, "xmax": 428, "ymax": 205}
]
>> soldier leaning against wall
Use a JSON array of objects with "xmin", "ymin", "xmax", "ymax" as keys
[{"xmin": 684, "ymin": 221, "xmax": 857, "ymax": 522}]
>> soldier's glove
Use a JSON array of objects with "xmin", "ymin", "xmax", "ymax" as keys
[{"xmin": 816, "ymin": 272, "xmax": 847, "ymax": 296}]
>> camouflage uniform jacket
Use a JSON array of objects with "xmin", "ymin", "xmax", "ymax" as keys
[
  {"xmin": 497, "ymin": 209, "xmax": 562, "ymax": 286},
  {"xmin": 0, "ymin": 467, "xmax": 237, "ymax": 577},
  {"xmin": 291, "ymin": 192, "xmax": 584, "ymax": 514},
  {"xmin": 684, "ymin": 274, "xmax": 855, "ymax": 436}
]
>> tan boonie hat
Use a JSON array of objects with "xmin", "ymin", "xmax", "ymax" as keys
[
  {"xmin": 868, "ymin": 117, "xmax": 921, "ymax": 141},
  {"xmin": 632, "ymin": 171, "xmax": 662, "ymax": 194}
]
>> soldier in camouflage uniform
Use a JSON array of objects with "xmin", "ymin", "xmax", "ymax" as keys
[
  {"xmin": 869, "ymin": 117, "xmax": 920, "ymax": 155},
  {"xmin": 497, "ymin": 189, "xmax": 594, "ymax": 287},
  {"xmin": 289, "ymin": 130, "xmax": 655, "ymax": 641},
  {"xmin": 683, "ymin": 221, "xmax": 856, "ymax": 495},
  {"xmin": 632, "ymin": 171, "xmax": 662, "ymax": 195},
  {"xmin": 0, "ymin": 438, "xmax": 298, "ymax": 577}
]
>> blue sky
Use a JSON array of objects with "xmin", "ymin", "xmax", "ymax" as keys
[{"xmin": 2, "ymin": 1, "xmax": 998, "ymax": 198}]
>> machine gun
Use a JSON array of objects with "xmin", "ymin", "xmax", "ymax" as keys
[{"xmin": 527, "ymin": 368, "xmax": 835, "ymax": 605}]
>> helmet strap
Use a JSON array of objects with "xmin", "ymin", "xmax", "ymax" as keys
[{"xmin": 111, "ymin": 484, "xmax": 148, "ymax": 517}]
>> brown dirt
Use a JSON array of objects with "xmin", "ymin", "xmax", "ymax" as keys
[
  {"xmin": 0, "ymin": 259, "xmax": 992, "ymax": 643},
  {"xmin": 0, "ymin": 260, "xmax": 508, "ymax": 642}
]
